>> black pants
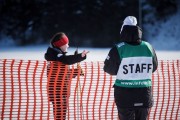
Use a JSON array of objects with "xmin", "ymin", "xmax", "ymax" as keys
[
  {"xmin": 117, "ymin": 107, "xmax": 149, "ymax": 120},
  {"xmin": 48, "ymin": 84, "xmax": 68, "ymax": 120},
  {"xmin": 52, "ymin": 99, "xmax": 67, "ymax": 120}
]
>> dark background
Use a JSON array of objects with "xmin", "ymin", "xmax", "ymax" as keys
[{"xmin": 0, "ymin": 0, "xmax": 178, "ymax": 47}]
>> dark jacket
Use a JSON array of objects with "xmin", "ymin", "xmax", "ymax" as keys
[
  {"xmin": 104, "ymin": 25, "xmax": 158, "ymax": 108},
  {"xmin": 45, "ymin": 47, "xmax": 86, "ymax": 65}
]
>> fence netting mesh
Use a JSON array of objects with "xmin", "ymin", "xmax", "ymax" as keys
[{"xmin": 0, "ymin": 59, "xmax": 179, "ymax": 120}]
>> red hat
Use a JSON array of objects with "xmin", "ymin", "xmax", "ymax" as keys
[{"xmin": 52, "ymin": 35, "xmax": 69, "ymax": 47}]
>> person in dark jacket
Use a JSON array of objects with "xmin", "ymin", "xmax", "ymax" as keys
[
  {"xmin": 103, "ymin": 16, "xmax": 158, "ymax": 120},
  {"xmin": 44, "ymin": 32, "xmax": 89, "ymax": 120}
]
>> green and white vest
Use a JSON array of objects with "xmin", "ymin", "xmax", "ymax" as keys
[{"xmin": 115, "ymin": 41, "xmax": 154, "ymax": 88}]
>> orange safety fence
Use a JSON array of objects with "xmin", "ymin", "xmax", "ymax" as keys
[{"xmin": 0, "ymin": 59, "xmax": 179, "ymax": 120}]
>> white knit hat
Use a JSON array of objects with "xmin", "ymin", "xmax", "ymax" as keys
[{"xmin": 120, "ymin": 16, "xmax": 137, "ymax": 33}]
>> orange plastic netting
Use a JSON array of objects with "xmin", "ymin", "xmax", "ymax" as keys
[{"xmin": 0, "ymin": 59, "xmax": 179, "ymax": 120}]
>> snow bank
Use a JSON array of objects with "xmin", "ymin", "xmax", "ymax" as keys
[{"xmin": 1, "ymin": 45, "xmax": 180, "ymax": 61}]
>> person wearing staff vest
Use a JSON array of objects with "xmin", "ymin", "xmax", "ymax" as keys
[{"xmin": 103, "ymin": 16, "xmax": 158, "ymax": 120}]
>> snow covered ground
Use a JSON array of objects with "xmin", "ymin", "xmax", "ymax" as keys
[
  {"xmin": 0, "ymin": 45, "xmax": 180, "ymax": 61},
  {"xmin": 0, "ymin": 45, "xmax": 179, "ymax": 119}
]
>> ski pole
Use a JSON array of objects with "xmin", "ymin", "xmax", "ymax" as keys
[{"xmin": 74, "ymin": 47, "xmax": 85, "ymax": 120}]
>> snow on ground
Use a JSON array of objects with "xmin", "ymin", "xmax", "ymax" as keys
[{"xmin": 0, "ymin": 45, "xmax": 180, "ymax": 61}]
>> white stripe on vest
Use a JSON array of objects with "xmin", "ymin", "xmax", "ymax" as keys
[{"xmin": 116, "ymin": 57, "xmax": 153, "ymax": 80}]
